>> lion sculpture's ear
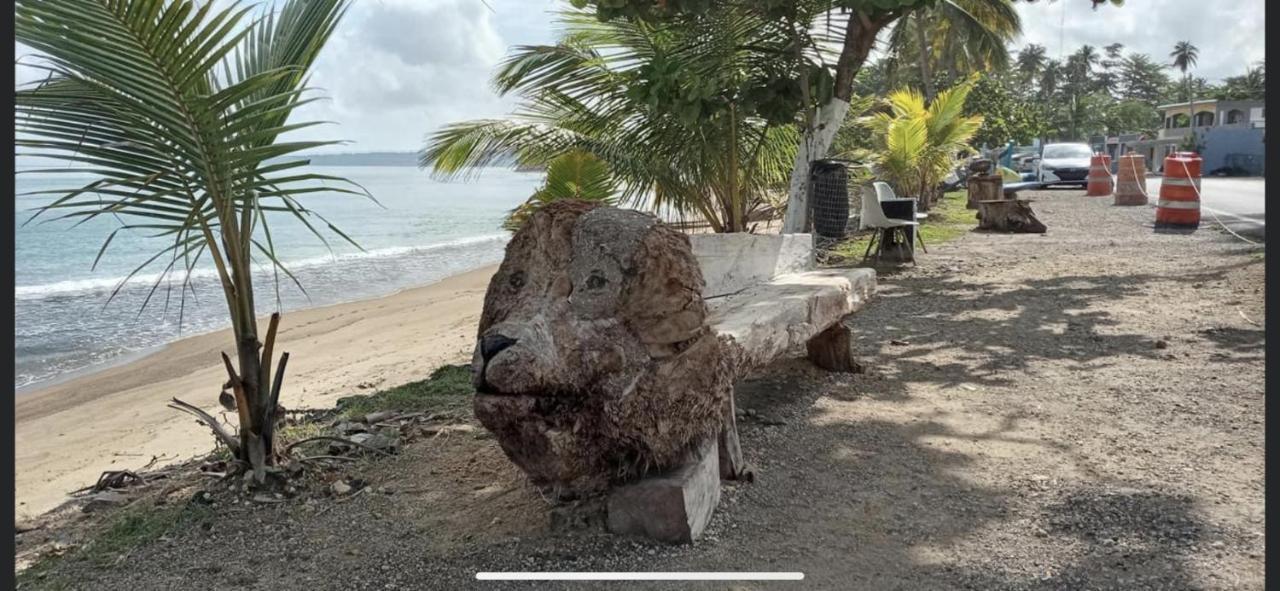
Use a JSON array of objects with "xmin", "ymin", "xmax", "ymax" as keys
[{"xmin": 622, "ymin": 225, "xmax": 708, "ymax": 357}]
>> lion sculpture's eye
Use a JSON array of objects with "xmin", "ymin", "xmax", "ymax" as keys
[
  {"xmin": 508, "ymin": 271, "xmax": 526, "ymax": 290},
  {"xmin": 586, "ymin": 272, "xmax": 607, "ymax": 291}
]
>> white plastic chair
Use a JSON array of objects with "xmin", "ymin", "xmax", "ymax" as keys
[
  {"xmin": 872, "ymin": 181, "xmax": 929, "ymax": 221},
  {"xmin": 859, "ymin": 188, "xmax": 921, "ymax": 263}
]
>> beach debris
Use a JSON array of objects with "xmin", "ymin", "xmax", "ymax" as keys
[
  {"xmin": 190, "ymin": 490, "xmax": 215, "ymax": 505},
  {"xmin": 333, "ymin": 421, "xmax": 368, "ymax": 435},
  {"xmin": 251, "ymin": 493, "xmax": 285, "ymax": 504},
  {"xmin": 285, "ymin": 435, "xmax": 393, "ymax": 459},
  {"xmin": 421, "ymin": 424, "xmax": 476, "ymax": 438},
  {"xmin": 167, "ymin": 397, "xmax": 242, "ymax": 457},
  {"xmin": 92, "ymin": 469, "xmax": 144, "ymax": 492},
  {"xmin": 364, "ymin": 410, "xmax": 398, "ymax": 424},
  {"xmin": 81, "ymin": 491, "xmax": 131, "ymax": 513}
]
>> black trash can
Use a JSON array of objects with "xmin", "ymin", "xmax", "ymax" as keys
[{"xmin": 809, "ymin": 159, "xmax": 850, "ymax": 238}]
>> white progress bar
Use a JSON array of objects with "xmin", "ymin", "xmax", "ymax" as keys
[{"xmin": 476, "ymin": 572, "xmax": 805, "ymax": 581}]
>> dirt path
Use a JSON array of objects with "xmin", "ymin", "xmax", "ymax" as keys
[{"xmin": 34, "ymin": 191, "xmax": 1264, "ymax": 590}]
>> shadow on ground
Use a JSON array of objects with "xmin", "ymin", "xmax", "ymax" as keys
[{"xmin": 835, "ymin": 259, "xmax": 1264, "ymax": 402}]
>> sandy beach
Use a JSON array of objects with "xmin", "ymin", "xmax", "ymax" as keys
[{"xmin": 15, "ymin": 265, "xmax": 497, "ymax": 521}]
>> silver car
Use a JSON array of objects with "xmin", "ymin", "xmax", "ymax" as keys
[{"xmin": 1033, "ymin": 143, "xmax": 1093, "ymax": 187}]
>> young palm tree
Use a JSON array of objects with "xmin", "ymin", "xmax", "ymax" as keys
[
  {"xmin": 15, "ymin": 0, "xmax": 363, "ymax": 482},
  {"xmin": 860, "ymin": 78, "xmax": 984, "ymax": 211},
  {"xmin": 502, "ymin": 151, "xmax": 619, "ymax": 231},
  {"xmin": 421, "ymin": 10, "xmax": 798, "ymax": 233},
  {"xmin": 1170, "ymin": 40, "xmax": 1200, "ymax": 127}
]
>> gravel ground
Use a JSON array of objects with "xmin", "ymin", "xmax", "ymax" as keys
[{"xmin": 25, "ymin": 191, "xmax": 1265, "ymax": 590}]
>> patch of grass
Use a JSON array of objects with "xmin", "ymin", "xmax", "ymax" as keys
[
  {"xmin": 275, "ymin": 420, "xmax": 325, "ymax": 446},
  {"xmin": 18, "ymin": 502, "xmax": 214, "ymax": 589},
  {"xmin": 826, "ymin": 190, "xmax": 975, "ymax": 263},
  {"xmin": 335, "ymin": 364, "xmax": 474, "ymax": 419},
  {"xmin": 86, "ymin": 504, "xmax": 213, "ymax": 566}
]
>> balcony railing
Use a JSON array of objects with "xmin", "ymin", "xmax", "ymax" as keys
[{"xmin": 1158, "ymin": 125, "xmax": 1216, "ymax": 140}]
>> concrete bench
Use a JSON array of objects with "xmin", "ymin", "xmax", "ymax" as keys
[{"xmin": 605, "ymin": 233, "xmax": 876, "ymax": 543}]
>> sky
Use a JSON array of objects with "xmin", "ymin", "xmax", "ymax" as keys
[{"xmin": 13, "ymin": 0, "xmax": 1266, "ymax": 154}]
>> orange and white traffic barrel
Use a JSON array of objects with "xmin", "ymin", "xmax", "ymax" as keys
[
  {"xmin": 1155, "ymin": 151, "xmax": 1202, "ymax": 229},
  {"xmin": 1086, "ymin": 154, "xmax": 1113, "ymax": 196},
  {"xmin": 1113, "ymin": 154, "xmax": 1148, "ymax": 206}
]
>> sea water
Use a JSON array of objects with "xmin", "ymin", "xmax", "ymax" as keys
[{"xmin": 14, "ymin": 165, "xmax": 540, "ymax": 391}]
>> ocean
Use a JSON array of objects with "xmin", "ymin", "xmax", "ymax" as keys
[{"xmin": 14, "ymin": 164, "xmax": 541, "ymax": 392}]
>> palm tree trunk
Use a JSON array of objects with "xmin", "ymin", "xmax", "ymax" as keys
[
  {"xmin": 1186, "ymin": 75, "xmax": 1196, "ymax": 136},
  {"xmin": 783, "ymin": 10, "xmax": 899, "ymax": 233},
  {"xmin": 220, "ymin": 206, "xmax": 281, "ymax": 483},
  {"xmin": 915, "ymin": 12, "xmax": 935, "ymax": 101},
  {"xmin": 728, "ymin": 103, "xmax": 742, "ymax": 232},
  {"xmin": 943, "ymin": 26, "xmax": 958, "ymax": 85}
]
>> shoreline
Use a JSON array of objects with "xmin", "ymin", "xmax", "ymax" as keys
[
  {"xmin": 15, "ymin": 264, "xmax": 499, "ymax": 520},
  {"xmin": 16, "ymin": 346, "xmax": 161, "ymax": 397}
]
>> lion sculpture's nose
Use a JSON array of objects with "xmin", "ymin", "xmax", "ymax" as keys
[{"xmin": 479, "ymin": 333, "xmax": 518, "ymax": 362}]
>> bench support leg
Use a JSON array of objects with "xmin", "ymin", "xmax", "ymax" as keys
[
  {"xmin": 806, "ymin": 321, "xmax": 863, "ymax": 373},
  {"xmin": 717, "ymin": 391, "xmax": 752, "ymax": 482}
]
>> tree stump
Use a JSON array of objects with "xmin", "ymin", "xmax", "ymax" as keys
[
  {"xmin": 967, "ymin": 174, "xmax": 1002, "ymax": 209},
  {"xmin": 976, "ymin": 199, "xmax": 1047, "ymax": 233}
]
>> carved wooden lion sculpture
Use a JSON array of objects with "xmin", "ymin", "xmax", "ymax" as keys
[{"xmin": 472, "ymin": 200, "xmax": 730, "ymax": 497}]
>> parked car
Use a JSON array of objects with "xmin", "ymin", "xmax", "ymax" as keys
[
  {"xmin": 1012, "ymin": 152, "xmax": 1039, "ymax": 172},
  {"xmin": 1032, "ymin": 143, "xmax": 1093, "ymax": 187}
]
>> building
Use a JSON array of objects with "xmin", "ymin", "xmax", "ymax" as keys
[{"xmin": 1122, "ymin": 99, "xmax": 1265, "ymax": 175}]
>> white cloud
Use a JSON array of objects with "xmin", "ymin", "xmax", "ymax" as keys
[{"xmin": 13, "ymin": 0, "xmax": 1264, "ymax": 152}]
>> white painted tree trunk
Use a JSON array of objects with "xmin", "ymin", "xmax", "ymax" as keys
[{"xmin": 781, "ymin": 97, "xmax": 850, "ymax": 234}]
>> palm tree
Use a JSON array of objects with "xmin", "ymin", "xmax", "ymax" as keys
[
  {"xmin": 502, "ymin": 151, "xmax": 618, "ymax": 231},
  {"xmin": 860, "ymin": 77, "xmax": 984, "ymax": 211},
  {"xmin": 1170, "ymin": 40, "xmax": 1200, "ymax": 127},
  {"xmin": 1075, "ymin": 45, "xmax": 1100, "ymax": 70},
  {"xmin": 422, "ymin": 9, "xmax": 798, "ymax": 233},
  {"xmin": 1039, "ymin": 59, "xmax": 1062, "ymax": 100},
  {"xmin": 15, "ymin": 0, "xmax": 362, "ymax": 482},
  {"xmin": 883, "ymin": 0, "xmax": 1022, "ymax": 100},
  {"xmin": 1017, "ymin": 44, "xmax": 1048, "ymax": 85}
]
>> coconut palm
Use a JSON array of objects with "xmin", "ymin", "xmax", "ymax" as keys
[
  {"xmin": 14, "ymin": 0, "xmax": 363, "ymax": 482},
  {"xmin": 1016, "ymin": 43, "xmax": 1048, "ymax": 85},
  {"xmin": 859, "ymin": 77, "xmax": 984, "ymax": 211},
  {"xmin": 421, "ymin": 9, "xmax": 798, "ymax": 233},
  {"xmin": 1075, "ymin": 45, "xmax": 1101, "ymax": 69},
  {"xmin": 1170, "ymin": 40, "xmax": 1200, "ymax": 126},
  {"xmin": 883, "ymin": 0, "xmax": 1022, "ymax": 100},
  {"xmin": 1038, "ymin": 59, "xmax": 1062, "ymax": 100}
]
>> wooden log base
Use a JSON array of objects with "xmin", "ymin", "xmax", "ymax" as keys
[
  {"xmin": 976, "ymin": 199, "xmax": 1047, "ymax": 233},
  {"xmin": 606, "ymin": 437, "xmax": 721, "ymax": 544},
  {"xmin": 717, "ymin": 393, "xmax": 752, "ymax": 482},
  {"xmin": 806, "ymin": 322, "xmax": 864, "ymax": 373}
]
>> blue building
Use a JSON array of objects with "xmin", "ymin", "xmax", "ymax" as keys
[{"xmin": 1122, "ymin": 99, "xmax": 1265, "ymax": 175}]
